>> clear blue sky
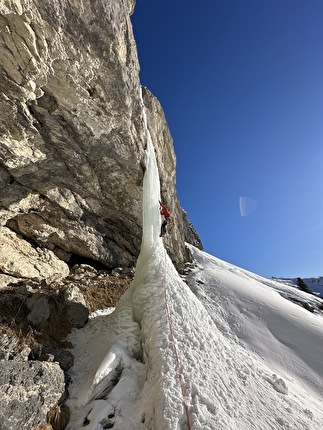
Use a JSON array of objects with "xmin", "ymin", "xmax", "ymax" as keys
[{"xmin": 131, "ymin": 0, "xmax": 323, "ymax": 278}]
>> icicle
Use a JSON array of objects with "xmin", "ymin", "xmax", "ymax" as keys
[{"xmin": 139, "ymin": 87, "xmax": 161, "ymax": 249}]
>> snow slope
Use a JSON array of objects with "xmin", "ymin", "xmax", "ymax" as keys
[{"xmin": 66, "ymin": 94, "xmax": 323, "ymax": 429}]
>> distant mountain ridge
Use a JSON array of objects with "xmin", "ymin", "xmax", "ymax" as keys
[{"xmin": 272, "ymin": 276, "xmax": 323, "ymax": 298}]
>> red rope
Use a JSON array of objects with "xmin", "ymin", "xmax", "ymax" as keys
[{"xmin": 162, "ymin": 248, "xmax": 192, "ymax": 430}]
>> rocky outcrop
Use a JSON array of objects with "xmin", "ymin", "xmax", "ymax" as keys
[
  {"xmin": 63, "ymin": 285, "xmax": 89, "ymax": 329},
  {"xmin": 0, "ymin": 0, "xmax": 201, "ymax": 282},
  {"xmin": 0, "ymin": 263, "xmax": 132, "ymax": 365},
  {"xmin": 0, "ymin": 226, "xmax": 69, "ymax": 282},
  {"xmin": 0, "ymin": 0, "xmax": 145, "ymax": 275},
  {"xmin": 0, "ymin": 360, "xmax": 65, "ymax": 429}
]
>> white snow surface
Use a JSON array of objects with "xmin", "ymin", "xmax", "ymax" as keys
[{"xmin": 66, "ymin": 101, "xmax": 323, "ymax": 429}]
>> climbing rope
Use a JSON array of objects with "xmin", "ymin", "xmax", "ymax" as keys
[{"xmin": 162, "ymin": 247, "xmax": 192, "ymax": 430}]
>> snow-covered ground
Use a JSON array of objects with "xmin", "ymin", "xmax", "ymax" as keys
[{"xmin": 65, "ymin": 96, "xmax": 323, "ymax": 429}]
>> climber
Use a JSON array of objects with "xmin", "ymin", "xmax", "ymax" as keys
[{"xmin": 159, "ymin": 200, "xmax": 171, "ymax": 237}]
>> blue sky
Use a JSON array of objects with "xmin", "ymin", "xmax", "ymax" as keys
[{"xmin": 131, "ymin": 0, "xmax": 323, "ymax": 278}]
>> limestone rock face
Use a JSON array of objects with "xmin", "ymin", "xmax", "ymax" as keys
[
  {"xmin": 0, "ymin": 360, "xmax": 65, "ymax": 429},
  {"xmin": 63, "ymin": 285, "xmax": 89, "ymax": 328},
  {"xmin": 0, "ymin": 0, "xmax": 145, "ymax": 274},
  {"xmin": 0, "ymin": 0, "xmax": 202, "ymax": 281},
  {"xmin": 0, "ymin": 226, "xmax": 69, "ymax": 281}
]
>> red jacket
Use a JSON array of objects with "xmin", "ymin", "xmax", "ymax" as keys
[{"xmin": 159, "ymin": 201, "xmax": 171, "ymax": 218}]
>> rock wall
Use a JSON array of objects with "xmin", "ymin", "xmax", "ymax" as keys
[
  {"xmin": 0, "ymin": 0, "xmax": 201, "ymax": 282},
  {"xmin": 0, "ymin": 359, "xmax": 65, "ymax": 429}
]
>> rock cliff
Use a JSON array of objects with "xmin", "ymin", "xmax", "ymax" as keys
[
  {"xmin": 0, "ymin": 0, "xmax": 201, "ymax": 286},
  {"xmin": 0, "ymin": 0, "xmax": 202, "ymax": 427}
]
